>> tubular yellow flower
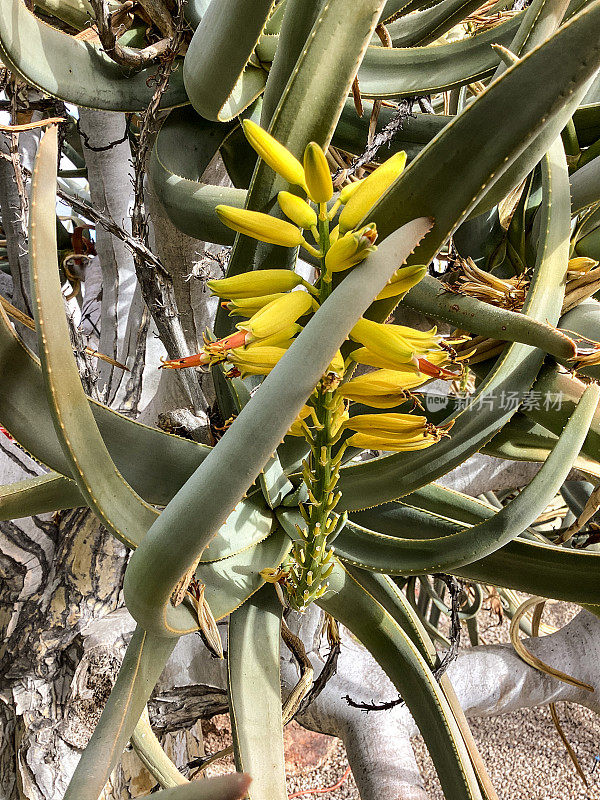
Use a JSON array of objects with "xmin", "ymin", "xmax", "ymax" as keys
[
  {"xmin": 216, "ymin": 206, "xmax": 304, "ymax": 247},
  {"xmin": 325, "ymin": 224, "xmax": 377, "ymax": 272},
  {"xmin": 339, "ymin": 368, "xmax": 429, "ymax": 408},
  {"xmin": 345, "ymin": 431, "xmax": 440, "ymax": 451},
  {"xmin": 342, "ymin": 413, "xmax": 441, "ymax": 451},
  {"xmin": 250, "ymin": 326, "xmax": 301, "ymax": 348},
  {"xmin": 227, "ymin": 344, "xmax": 288, "ymax": 377},
  {"xmin": 376, "ymin": 265, "xmax": 427, "ymax": 300},
  {"xmin": 339, "ymin": 180, "xmax": 364, "ymax": 204},
  {"xmin": 338, "ymin": 151, "xmax": 407, "ymax": 233},
  {"xmin": 223, "ymin": 293, "xmax": 287, "ymax": 317},
  {"xmin": 303, "ymin": 142, "xmax": 333, "ymax": 204},
  {"xmin": 278, "ymin": 191, "xmax": 318, "ymax": 229},
  {"xmin": 351, "ymin": 317, "xmax": 441, "ymax": 361},
  {"xmin": 350, "ymin": 346, "xmax": 420, "ymax": 371},
  {"xmin": 237, "ymin": 291, "xmax": 314, "ymax": 339},
  {"xmin": 208, "ymin": 269, "xmax": 305, "ymax": 299},
  {"xmin": 242, "ymin": 119, "xmax": 307, "ymax": 189},
  {"xmin": 350, "ymin": 318, "xmax": 417, "ymax": 364}
]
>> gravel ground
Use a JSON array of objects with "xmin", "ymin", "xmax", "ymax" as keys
[{"xmin": 196, "ymin": 601, "xmax": 600, "ymax": 800}]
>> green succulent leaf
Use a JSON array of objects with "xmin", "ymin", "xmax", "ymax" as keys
[
  {"xmin": 199, "ymin": 527, "xmax": 292, "ymax": 621},
  {"xmin": 64, "ymin": 626, "xmax": 176, "ymax": 800},
  {"xmin": 228, "ymin": 584, "xmax": 286, "ymax": 800},
  {"xmin": 0, "ymin": 302, "xmax": 211, "ymax": 508},
  {"xmin": 0, "ymin": 1, "xmax": 187, "ymax": 111},
  {"xmin": 382, "ymin": 0, "xmax": 487, "ymax": 47},
  {"xmin": 401, "ymin": 273, "xmax": 577, "ymax": 360},
  {"xmin": 149, "ymin": 108, "xmax": 248, "ymax": 244},
  {"xmin": 29, "ymin": 127, "xmax": 156, "ymax": 549},
  {"xmin": 319, "ymin": 561, "xmax": 483, "ymax": 800},
  {"xmin": 0, "ymin": 472, "xmax": 83, "ymax": 520},
  {"xmin": 343, "ymin": 565, "xmax": 437, "ymax": 667},
  {"xmin": 130, "ymin": 707, "xmax": 188, "ymax": 789},
  {"xmin": 357, "ymin": 16, "xmax": 520, "ymax": 98},
  {"xmin": 183, "ymin": 0, "xmax": 275, "ymax": 121}
]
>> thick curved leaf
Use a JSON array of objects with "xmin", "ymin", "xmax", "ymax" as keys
[
  {"xmin": 228, "ymin": 585, "xmax": 286, "ymax": 800},
  {"xmin": 149, "ymin": 108, "xmax": 248, "ymax": 243},
  {"xmin": 124, "ymin": 219, "xmax": 432, "ymax": 637},
  {"xmin": 384, "ymin": 0, "xmax": 486, "ymax": 47},
  {"xmin": 571, "ymin": 154, "xmax": 600, "ymax": 212},
  {"xmin": 402, "ymin": 273, "xmax": 577, "ymax": 360},
  {"xmin": 357, "ymin": 17, "xmax": 520, "ymax": 98},
  {"xmin": 260, "ymin": 0, "xmax": 324, "ymax": 127},
  {"xmin": 29, "ymin": 127, "xmax": 156, "ymax": 548},
  {"xmin": 0, "ymin": 1, "xmax": 187, "ymax": 111},
  {"xmin": 0, "ymin": 303, "xmax": 211, "ymax": 508},
  {"xmin": 130, "ymin": 707, "xmax": 187, "ymax": 788},
  {"xmin": 0, "ymin": 472, "xmax": 83, "ymax": 520},
  {"xmin": 63, "ymin": 626, "xmax": 176, "ymax": 800},
  {"xmin": 455, "ymin": 538, "xmax": 600, "ymax": 602},
  {"xmin": 183, "ymin": 0, "xmax": 274, "ymax": 121},
  {"xmin": 319, "ymin": 562, "xmax": 483, "ymax": 800},
  {"xmin": 200, "ymin": 493, "xmax": 275, "ymax": 563},
  {"xmin": 343, "ymin": 565, "xmax": 437, "ymax": 666},
  {"xmin": 199, "ymin": 527, "xmax": 291, "ymax": 621}
]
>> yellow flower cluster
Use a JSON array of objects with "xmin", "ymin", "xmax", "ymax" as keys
[{"xmin": 161, "ymin": 121, "xmax": 459, "ymax": 454}]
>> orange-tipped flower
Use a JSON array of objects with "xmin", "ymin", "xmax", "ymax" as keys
[{"xmin": 160, "ymin": 352, "xmax": 210, "ymax": 369}]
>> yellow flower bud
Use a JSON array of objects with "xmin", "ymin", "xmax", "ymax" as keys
[
  {"xmin": 338, "ymin": 151, "xmax": 407, "ymax": 233},
  {"xmin": 350, "ymin": 318, "xmax": 440, "ymax": 363},
  {"xmin": 349, "ymin": 346, "xmax": 417, "ymax": 371},
  {"xmin": 250, "ymin": 326, "xmax": 301, "ymax": 348},
  {"xmin": 303, "ymin": 142, "xmax": 333, "ymax": 204},
  {"xmin": 238, "ymin": 290, "xmax": 314, "ymax": 340},
  {"xmin": 342, "ymin": 413, "xmax": 441, "ymax": 451},
  {"xmin": 376, "ymin": 264, "xmax": 427, "ymax": 301},
  {"xmin": 223, "ymin": 293, "xmax": 287, "ymax": 317},
  {"xmin": 242, "ymin": 119, "xmax": 307, "ymax": 189},
  {"xmin": 278, "ymin": 191, "xmax": 318, "ymax": 229},
  {"xmin": 324, "ymin": 224, "xmax": 377, "ymax": 272},
  {"xmin": 350, "ymin": 318, "xmax": 415, "ymax": 364},
  {"xmin": 339, "ymin": 180, "xmax": 364, "ymax": 204},
  {"xmin": 208, "ymin": 269, "xmax": 304, "ymax": 299},
  {"xmin": 227, "ymin": 344, "xmax": 288, "ymax": 376},
  {"xmin": 216, "ymin": 205, "xmax": 304, "ymax": 247},
  {"xmin": 340, "ymin": 368, "xmax": 428, "ymax": 408}
]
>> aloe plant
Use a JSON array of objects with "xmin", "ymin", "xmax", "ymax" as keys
[{"xmin": 3, "ymin": 0, "xmax": 600, "ymax": 798}]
